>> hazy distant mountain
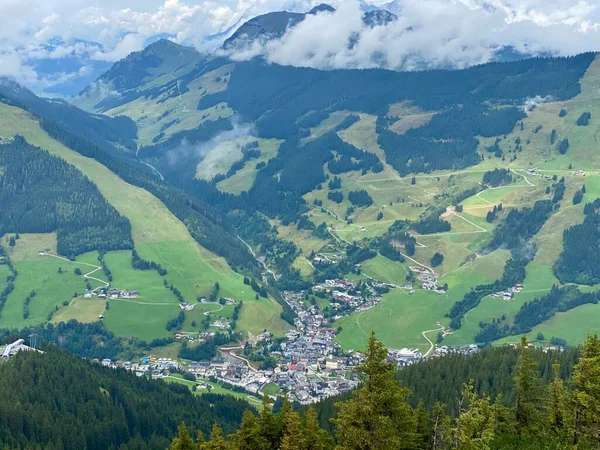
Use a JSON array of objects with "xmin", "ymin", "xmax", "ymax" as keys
[{"xmin": 223, "ymin": 3, "xmax": 397, "ymax": 49}]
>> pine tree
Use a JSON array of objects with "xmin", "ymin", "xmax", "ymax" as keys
[
  {"xmin": 259, "ymin": 396, "xmax": 282, "ymax": 449},
  {"xmin": 334, "ymin": 332, "xmax": 416, "ymax": 449},
  {"xmin": 454, "ymin": 381, "xmax": 495, "ymax": 450},
  {"xmin": 280, "ymin": 409, "xmax": 307, "ymax": 450},
  {"xmin": 202, "ymin": 424, "xmax": 231, "ymax": 450},
  {"xmin": 514, "ymin": 336, "xmax": 545, "ymax": 436},
  {"xmin": 303, "ymin": 407, "xmax": 334, "ymax": 450},
  {"xmin": 234, "ymin": 410, "xmax": 269, "ymax": 450},
  {"xmin": 572, "ymin": 334, "xmax": 600, "ymax": 446},
  {"xmin": 415, "ymin": 400, "xmax": 432, "ymax": 449},
  {"xmin": 169, "ymin": 422, "xmax": 196, "ymax": 450},
  {"xmin": 547, "ymin": 362, "xmax": 566, "ymax": 434},
  {"xmin": 431, "ymin": 403, "xmax": 452, "ymax": 450}
]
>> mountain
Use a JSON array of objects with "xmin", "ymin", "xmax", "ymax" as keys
[
  {"xmin": 223, "ymin": 3, "xmax": 397, "ymax": 49},
  {"xmin": 68, "ymin": 40, "xmax": 600, "ymax": 355},
  {"xmin": 0, "ymin": 347, "xmax": 247, "ymax": 449}
]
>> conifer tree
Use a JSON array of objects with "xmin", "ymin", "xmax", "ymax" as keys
[
  {"xmin": 454, "ymin": 381, "xmax": 495, "ymax": 450},
  {"xmin": 514, "ymin": 336, "xmax": 545, "ymax": 436},
  {"xmin": 431, "ymin": 403, "xmax": 452, "ymax": 450},
  {"xmin": 572, "ymin": 334, "xmax": 600, "ymax": 446},
  {"xmin": 547, "ymin": 362, "xmax": 566, "ymax": 434},
  {"xmin": 303, "ymin": 407, "xmax": 334, "ymax": 450},
  {"xmin": 202, "ymin": 424, "xmax": 231, "ymax": 450},
  {"xmin": 415, "ymin": 400, "xmax": 432, "ymax": 449},
  {"xmin": 234, "ymin": 410, "xmax": 269, "ymax": 450},
  {"xmin": 280, "ymin": 409, "xmax": 307, "ymax": 450},
  {"xmin": 334, "ymin": 331, "xmax": 416, "ymax": 449},
  {"xmin": 170, "ymin": 422, "xmax": 196, "ymax": 450},
  {"xmin": 259, "ymin": 395, "xmax": 282, "ymax": 449}
]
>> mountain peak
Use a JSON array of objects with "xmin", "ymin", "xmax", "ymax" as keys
[{"xmin": 308, "ymin": 4, "xmax": 335, "ymax": 14}]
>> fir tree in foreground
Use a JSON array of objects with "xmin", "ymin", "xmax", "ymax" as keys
[{"xmin": 169, "ymin": 333, "xmax": 600, "ymax": 450}]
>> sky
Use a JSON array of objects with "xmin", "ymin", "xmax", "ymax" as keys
[{"xmin": 1, "ymin": 0, "xmax": 600, "ymax": 92}]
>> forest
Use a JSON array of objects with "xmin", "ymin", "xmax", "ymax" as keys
[
  {"xmin": 0, "ymin": 348, "xmax": 248, "ymax": 450},
  {"xmin": 0, "ymin": 137, "xmax": 133, "ymax": 258},
  {"xmin": 554, "ymin": 199, "xmax": 600, "ymax": 285},
  {"xmin": 165, "ymin": 332, "xmax": 600, "ymax": 450}
]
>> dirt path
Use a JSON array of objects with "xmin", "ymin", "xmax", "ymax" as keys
[
  {"xmin": 422, "ymin": 327, "xmax": 444, "ymax": 357},
  {"xmin": 510, "ymin": 169, "xmax": 535, "ymax": 187},
  {"xmin": 203, "ymin": 303, "xmax": 224, "ymax": 316},
  {"xmin": 40, "ymin": 252, "xmax": 108, "ymax": 290}
]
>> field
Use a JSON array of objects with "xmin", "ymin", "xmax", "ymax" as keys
[
  {"xmin": 164, "ymin": 373, "xmax": 263, "ymax": 408},
  {"xmin": 0, "ymin": 103, "xmax": 287, "ymax": 338}
]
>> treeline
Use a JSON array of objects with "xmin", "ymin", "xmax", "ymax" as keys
[
  {"xmin": 131, "ymin": 249, "xmax": 167, "ymax": 275},
  {"xmin": 30, "ymin": 101, "xmax": 257, "ymax": 273},
  {"xmin": 483, "ymin": 168, "xmax": 513, "ymax": 187},
  {"xmin": 0, "ymin": 321, "xmax": 123, "ymax": 359},
  {"xmin": 554, "ymin": 199, "xmax": 600, "ymax": 285},
  {"xmin": 0, "ymin": 348, "xmax": 248, "ymax": 449},
  {"xmin": 198, "ymin": 54, "xmax": 593, "ymax": 142},
  {"xmin": 487, "ymin": 200, "xmax": 554, "ymax": 253},
  {"xmin": 475, "ymin": 285, "xmax": 600, "ymax": 342},
  {"xmin": 179, "ymin": 332, "xmax": 233, "ymax": 361},
  {"xmin": 378, "ymin": 105, "xmax": 524, "ymax": 175},
  {"xmin": 171, "ymin": 333, "xmax": 600, "ymax": 450},
  {"xmin": 0, "ymin": 137, "xmax": 133, "ymax": 258}
]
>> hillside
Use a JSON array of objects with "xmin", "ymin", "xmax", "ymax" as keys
[
  {"xmin": 0, "ymin": 88, "xmax": 289, "ymax": 342},
  {"xmin": 0, "ymin": 348, "xmax": 248, "ymax": 449},
  {"xmin": 68, "ymin": 40, "xmax": 600, "ymax": 354}
]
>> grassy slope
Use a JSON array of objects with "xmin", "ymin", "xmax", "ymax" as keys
[{"xmin": 0, "ymin": 103, "xmax": 288, "ymax": 338}]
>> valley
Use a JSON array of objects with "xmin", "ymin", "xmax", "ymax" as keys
[{"xmin": 0, "ymin": 36, "xmax": 599, "ymax": 400}]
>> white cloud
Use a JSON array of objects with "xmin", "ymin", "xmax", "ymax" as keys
[{"xmin": 1, "ymin": 0, "xmax": 600, "ymax": 91}]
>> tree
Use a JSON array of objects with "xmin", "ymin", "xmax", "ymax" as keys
[
  {"xmin": 411, "ymin": 176, "xmax": 416, "ymax": 185},
  {"xmin": 572, "ymin": 334, "xmax": 600, "ymax": 446},
  {"xmin": 234, "ymin": 410, "xmax": 269, "ymax": 450},
  {"xmin": 334, "ymin": 332, "xmax": 416, "ymax": 449},
  {"xmin": 259, "ymin": 396, "xmax": 282, "ymax": 449},
  {"xmin": 8, "ymin": 236, "xmax": 15, "ymax": 247},
  {"xmin": 303, "ymin": 407, "xmax": 334, "ymax": 450},
  {"xmin": 431, "ymin": 402, "xmax": 452, "ymax": 450},
  {"xmin": 431, "ymin": 252, "xmax": 444, "ymax": 267},
  {"xmin": 202, "ymin": 424, "xmax": 231, "ymax": 450},
  {"xmin": 169, "ymin": 422, "xmax": 196, "ymax": 450},
  {"xmin": 454, "ymin": 381, "xmax": 495, "ymax": 450},
  {"xmin": 74, "ymin": 268, "xmax": 82, "ymax": 276},
  {"xmin": 514, "ymin": 336, "xmax": 545, "ymax": 436},
  {"xmin": 547, "ymin": 362, "xmax": 567, "ymax": 435},
  {"xmin": 280, "ymin": 409, "xmax": 306, "ymax": 450}
]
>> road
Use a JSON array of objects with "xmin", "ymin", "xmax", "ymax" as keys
[{"xmin": 422, "ymin": 327, "xmax": 444, "ymax": 357}]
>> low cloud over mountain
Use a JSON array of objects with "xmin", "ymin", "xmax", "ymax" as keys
[{"xmin": 2, "ymin": 0, "xmax": 600, "ymax": 94}]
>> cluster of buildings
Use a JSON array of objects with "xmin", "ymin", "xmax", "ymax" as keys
[
  {"xmin": 411, "ymin": 266, "xmax": 446, "ymax": 294},
  {"xmin": 431, "ymin": 344, "xmax": 480, "ymax": 358},
  {"xmin": 492, "ymin": 283, "xmax": 523, "ymax": 300},
  {"xmin": 86, "ymin": 288, "xmax": 140, "ymax": 299},
  {"xmin": 1, "ymin": 339, "xmax": 42, "ymax": 362}
]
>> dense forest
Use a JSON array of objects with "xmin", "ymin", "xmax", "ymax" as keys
[
  {"xmin": 0, "ymin": 348, "xmax": 248, "ymax": 450},
  {"xmin": 0, "ymin": 88, "xmax": 259, "ymax": 274},
  {"xmin": 167, "ymin": 332, "xmax": 600, "ymax": 450},
  {"xmin": 0, "ymin": 137, "xmax": 133, "ymax": 257},
  {"xmin": 554, "ymin": 199, "xmax": 600, "ymax": 285}
]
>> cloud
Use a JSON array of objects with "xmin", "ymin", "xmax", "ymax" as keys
[
  {"xmin": 2, "ymin": 0, "xmax": 600, "ymax": 92},
  {"xmin": 225, "ymin": 0, "xmax": 600, "ymax": 71}
]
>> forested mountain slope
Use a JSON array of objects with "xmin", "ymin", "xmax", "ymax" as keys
[
  {"xmin": 70, "ymin": 42, "xmax": 600, "ymax": 352},
  {"xmin": 0, "ymin": 348, "xmax": 248, "ymax": 450}
]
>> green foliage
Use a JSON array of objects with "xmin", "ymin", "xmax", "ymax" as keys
[
  {"xmin": 348, "ymin": 190, "xmax": 373, "ymax": 207},
  {"xmin": 483, "ymin": 168, "xmax": 512, "ymax": 187},
  {"xmin": 0, "ymin": 348, "xmax": 247, "ymax": 449},
  {"xmin": 576, "ymin": 111, "xmax": 591, "ymax": 126},
  {"xmin": 431, "ymin": 252, "xmax": 444, "ymax": 267},
  {"xmin": 333, "ymin": 332, "xmax": 416, "ymax": 449},
  {"xmin": 554, "ymin": 199, "xmax": 600, "ymax": 285},
  {"xmin": 0, "ymin": 137, "xmax": 133, "ymax": 258}
]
